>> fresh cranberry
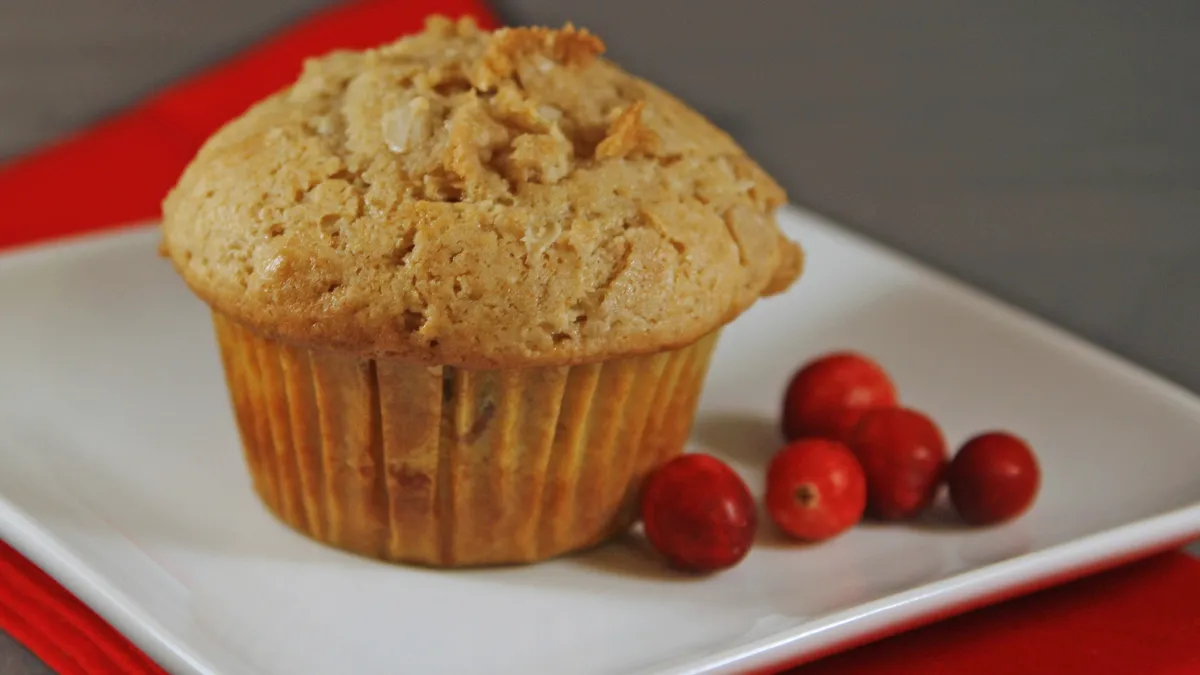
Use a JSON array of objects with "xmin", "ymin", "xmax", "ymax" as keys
[
  {"xmin": 766, "ymin": 439, "xmax": 866, "ymax": 541},
  {"xmin": 948, "ymin": 432, "xmax": 1040, "ymax": 525},
  {"xmin": 849, "ymin": 407, "xmax": 948, "ymax": 520},
  {"xmin": 640, "ymin": 454, "xmax": 757, "ymax": 573},
  {"xmin": 782, "ymin": 352, "xmax": 899, "ymax": 444}
]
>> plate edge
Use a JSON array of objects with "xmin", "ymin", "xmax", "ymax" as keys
[
  {"xmin": 657, "ymin": 503, "xmax": 1200, "ymax": 675},
  {"xmin": 0, "ymin": 499, "xmax": 230, "ymax": 675}
]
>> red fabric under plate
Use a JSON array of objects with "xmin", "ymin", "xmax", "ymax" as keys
[
  {"xmin": 0, "ymin": 1, "xmax": 1197, "ymax": 673},
  {"xmin": 788, "ymin": 549, "xmax": 1200, "ymax": 675},
  {"xmin": 0, "ymin": 542, "xmax": 167, "ymax": 675}
]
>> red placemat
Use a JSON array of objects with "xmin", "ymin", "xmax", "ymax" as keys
[{"xmin": 0, "ymin": 1, "xmax": 1197, "ymax": 673}]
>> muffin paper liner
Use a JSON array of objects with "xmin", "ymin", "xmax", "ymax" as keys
[{"xmin": 212, "ymin": 310, "xmax": 720, "ymax": 567}]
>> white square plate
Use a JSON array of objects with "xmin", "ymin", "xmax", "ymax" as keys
[{"xmin": 1, "ymin": 207, "xmax": 1198, "ymax": 675}]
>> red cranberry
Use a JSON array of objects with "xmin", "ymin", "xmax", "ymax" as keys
[
  {"xmin": 948, "ymin": 431, "xmax": 1040, "ymax": 525},
  {"xmin": 766, "ymin": 439, "xmax": 867, "ymax": 541},
  {"xmin": 849, "ymin": 407, "xmax": 948, "ymax": 520},
  {"xmin": 782, "ymin": 352, "xmax": 898, "ymax": 444},
  {"xmin": 640, "ymin": 454, "xmax": 757, "ymax": 573}
]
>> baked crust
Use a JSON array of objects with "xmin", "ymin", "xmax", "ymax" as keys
[{"xmin": 161, "ymin": 17, "xmax": 802, "ymax": 368}]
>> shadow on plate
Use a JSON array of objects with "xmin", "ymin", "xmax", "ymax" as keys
[
  {"xmin": 567, "ymin": 531, "xmax": 707, "ymax": 582},
  {"xmin": 690, "ymin": 412, "xmax": 781, "ymax": 467},
  {"xmin": 906, "ymin": 496, "xmax": 970, "ymax": 532}
]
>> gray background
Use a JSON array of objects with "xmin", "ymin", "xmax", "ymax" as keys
[{"xmin": 1, "ymin": 1, "xmax": 1197, "ymax": 672}]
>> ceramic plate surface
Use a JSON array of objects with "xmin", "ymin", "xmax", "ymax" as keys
[{"xmin": 1, "ymin": 207, "xmax": 1198, "ymax": 675}]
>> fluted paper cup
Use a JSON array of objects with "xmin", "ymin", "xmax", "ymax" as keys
[{"xmin": 211, "ymin": 310, "xmax": 720, "ymax": 567}]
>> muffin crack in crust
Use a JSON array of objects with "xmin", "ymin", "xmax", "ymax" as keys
[{"xmin": 161, "ymin": 16, "xmax": 803, "ymax": 368}]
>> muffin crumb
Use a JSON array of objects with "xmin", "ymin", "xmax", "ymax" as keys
[{"xmin": 595, "ymin": 102, "xmax": 660, "ymax": 160}]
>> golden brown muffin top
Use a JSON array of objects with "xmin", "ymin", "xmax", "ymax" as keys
[{"xmin": 161, "ymin": 17, "xmax": 802, "ymax": 367}]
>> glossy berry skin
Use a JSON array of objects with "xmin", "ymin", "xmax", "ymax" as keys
[
  {"xmin": 849, "ymin": 408, "xmax": 948, "ymax": 520},
  {"xmin": 640, "ymin": 453, "xmax": 757, "ymax": 573},
  {"xmin": 948, "ymin": 432, "xmax": 1040, "ymax": 525},
  {"xmin": 766, "ymin": 439, "xmax": 867, "ymax": 541},
  {"xmin": 782, "ymin": 352, "xmax": 899, "ymax": 444}
]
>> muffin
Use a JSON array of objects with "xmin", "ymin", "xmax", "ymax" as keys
[{"xmin": 160, "ymin": 16, "xmax": 802, "ymax": 567}]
